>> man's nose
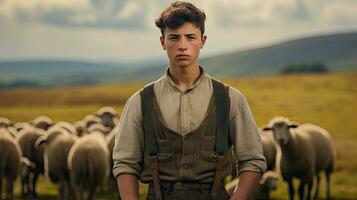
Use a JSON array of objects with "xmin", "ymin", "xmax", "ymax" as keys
[{"xmin": 178, "ymin": 40, "xmax": 188, "ymax": 51}]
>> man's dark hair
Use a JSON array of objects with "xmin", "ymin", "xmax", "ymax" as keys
[{"xmin": 155, "ymin": 1, "xmax": 206, "ymax": 36}]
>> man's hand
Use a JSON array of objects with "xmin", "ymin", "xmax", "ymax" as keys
[
  {"xmin": 229, "ymin": 171, "xmax": 261, "ymax": 200},
  {"xmin": 117, "ymin": 174, "xmax": 139, "ymax": 200}
]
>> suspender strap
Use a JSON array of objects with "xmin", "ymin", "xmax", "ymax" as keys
[
  {"xmin": 141, "ymin": 83, "xmax": 162, "ymax": 200},
  {"xmin": 211, "ymin": 79, "xmax": 230, "ymax": 200},
  {"xmin": 212, "ymin": 79, "xmax": 229, "ymax": 155},
  {"xmin": 149, "ymin": 155, "xmax": 163, "ymax": 200},
  {"xmin": 141, "ymin": 83, "xmax": 159, "ymax": 156}
]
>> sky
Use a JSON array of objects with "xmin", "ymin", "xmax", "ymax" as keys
[{"xmin": 0, "ymin": 0, "xmax": 357, "ymax": 62}]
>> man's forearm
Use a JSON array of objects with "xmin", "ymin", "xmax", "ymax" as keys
[
  {"xmin": 117, "ymin": 174, "xmax": 139, "ymax": 200},
  {"xmin": 230, "ymin": 171, "xmax": 261, "ymax": 200}
]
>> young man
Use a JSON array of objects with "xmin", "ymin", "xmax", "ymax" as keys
[{"xmin": 112, "ymin": 1, "xmax": 266, "ymax": 200}]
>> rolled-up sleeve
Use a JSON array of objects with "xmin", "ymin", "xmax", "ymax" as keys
[
  {"xmin": 229, "ymin": 87, "xmax": 267, "ymax": 175},
  {"xmin": 112, "ymin": 91, "xmax": 144, "ymax": 178}
]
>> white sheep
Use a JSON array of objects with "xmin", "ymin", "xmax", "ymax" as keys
[
  {"xmin": 68, "ymin": 131, "xmax": 110, "ymax": 200},
  {"xmin": 83, "ymin": 114, "xmax": 102, "ymax": 129},
  {"xmin": 95, "ymin": 106, "xmax": 118, "ymax": 129},
  {"xmin": 16, "ymin": 127, "xmax": 46, "ymax": 198},
  {"xmin": 49, "ymin": 121, "xmax": 77, "ymax": 135},
  {"xmin": 0, "ymin": 128, "xmax": 22, "ymax": 200},
  {"xmin": 87, "ymin": 123, "xmax": 111, "ymax": 136},
  {"xmin": 225, "ymin": 171, "xmax": 280, "ymax": 200},
  {"xmin": 32, "ymin": 115, "xmax": 53, "ymax": 130},
  {"xmin": 263, "ymin": 117, "xmax": 336, "ymax": 200},
  {"xmin": 260, "ymin": 129, "xmax": 278, "ymax": 172},
  {"xmin": 106, "ymin": 126, "xmax": 119, "ymax": 192},
  {"xmin": 230, "ymin": 129, "xmax": 278, "ymax": 178},
  {"xmin": 0, "ymin": 117, "xmax": 12, "ymax": 128},
  {"xmin": 35, "ymin": 127, "xmax": 78, "ymax": 200},
  {"xmin": 13, "ymin": 122, "xmax": 33, "ymax": 133},
  {"xmin": 73, "ymin": 120, "xmax": 86, "ymax": 137}
]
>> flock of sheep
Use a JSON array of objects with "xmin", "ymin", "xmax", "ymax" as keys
[
  {"xmin": 0, "ymin": 107, "xmax": 336, "ymax": 200},
  {"xmin": 0, "ymin": 107, "xmax": 119, "ymax": 200}
]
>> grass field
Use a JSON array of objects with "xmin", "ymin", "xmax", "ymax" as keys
[{"xmin": 1, "ymin": 72, "xmax": 356, "ymax": 199}]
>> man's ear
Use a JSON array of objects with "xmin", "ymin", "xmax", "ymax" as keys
[
  {"xmin": 200, "ymin": 35, "xmax": 207, "ymax": 49},
  {"xmin": 160, "ymin": 36, "xmax": 166, "ymax": 50}
]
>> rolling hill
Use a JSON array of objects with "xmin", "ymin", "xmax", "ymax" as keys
[
  {"xmin": 115, "ymin": 32, "xmax": 357, "ymax": 82},
  {"xmin": 0, "ymin": 32, "xmax": 356, "ymax": 87}
]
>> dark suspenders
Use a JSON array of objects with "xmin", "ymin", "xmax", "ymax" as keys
[
  {"xmin": 141, "ymin": 83, "xmax": 162, "ymax": 200},
  {"xmin": 211, "ymin": 79, "xmax": 230, "ymax": 199},
  {"xmin": 141, "ymin": 79, "xmax": 230, "ymax": 200}
]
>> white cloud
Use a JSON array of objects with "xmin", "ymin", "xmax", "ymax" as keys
[
  {"xmin": 115, "ymin": 1, "xmax": 141, "ymax": 20},
  {"xmin": 0, "ymin": 0, "xmax": 356, "ymax": 61},
  {"xmin": 0, "ymin": 0, "xmax": 90, "ymax": 19},
  {"xmin": 321, "ymin": 1, "xmax": 357, "ymax": 25}
]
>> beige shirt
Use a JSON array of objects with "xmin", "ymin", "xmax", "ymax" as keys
[{"xmin": 112, "ymin": 68, "xmax": 266, "ymax": 178}]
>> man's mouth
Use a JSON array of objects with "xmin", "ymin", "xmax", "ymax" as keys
[{"xmin": 176, "ymin": 54, "xmax": 190, "ymax": 59}]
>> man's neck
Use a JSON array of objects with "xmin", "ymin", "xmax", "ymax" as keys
[{"xmin": 168, "ymin": 64, "xmax": 201, "ymax": 92}]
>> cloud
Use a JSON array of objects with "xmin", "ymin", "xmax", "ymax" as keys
[
  {"xmin": 0, "ymin": 0, "xmax": 148, "ymax": 30},
  {"xmin": 321, "ymin": 0, "xmax": 357, "ymax": 28},
  {"xmin": 208, "ymin": 0, "xmax": 314, "ymax": 28},
  {"xmin": 1, "ymin": 0, "xmax": 356, "ymax": 30},
  {"xmin": 0, "ymin": 0, "xmax": 356, "ymax": 61}
]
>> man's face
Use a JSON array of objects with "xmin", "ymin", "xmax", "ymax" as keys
[{"xmin": 160, "ymin": 23, "xmax": 207, "ymax": 69}]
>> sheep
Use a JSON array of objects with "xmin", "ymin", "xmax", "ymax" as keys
[
  {"xmin": 68, "ymin": 131, "xmax": 110, "ymax": 200},
  {"xmin": 16, "ymin": 127, "xmax": 46, "ymax": 198},
  {"xmin": 106, "ymin": 126, "xmax": 119, "ymax": 192},
  {"xmin": 0, "ymin": 128, "xmax": 22, "ymax": 200},
  {"xmin": 230, "ymin": 129, "xmax": 278, "ymax": 179},
  {"xmin": 83, "ymin": 114, "xmax": 102, "ymax": 129},
  {"xmin": 49, "ymin": 121, "xmax": 77, "ymax": 135},
  {"xmin": 32, "ymin": 115, "xmax": 53, "ymax": 130},
  {"xmin": 35, "ymin": 127, "xmax": 78, "ymax": 200},
  {"xmin": 0, "ymin": 117, "xmax": 12, "ymax": 128},
  {"xmin": 95, "ymin": 106, "xmax": 118, "ymax": 130},
  {"xmin": 13, "ymin": 122, "xmax": 32, "ymax": 132},
  {"xmin": 263, "ymin": 117, "xmax": 336, "ymax": 200},
  {"xmin": 87, "ymin": 123, "xmax": 111, "ymax": 136},
  {"xmin": 225, "ymin": 171, "xmax": 280, "ymax": 200},
  {"xmin": 74, "ymin": 120, "xmax": 87, "ymax": 137},
  {"xmin": 260, "ymin": 129, "xmax": 278, "ymax": 171}
]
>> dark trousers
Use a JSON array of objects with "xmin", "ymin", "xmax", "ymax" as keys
[{"xmin": 146, "ymin": 182, "xmax": 230, "ymax": 200}]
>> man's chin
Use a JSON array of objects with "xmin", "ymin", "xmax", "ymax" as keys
[{"xmin": 174, "ymin": 60, "xmax": 193, "ymax": 68}]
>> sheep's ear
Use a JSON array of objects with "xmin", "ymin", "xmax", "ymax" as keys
[
  {"xmin": 34, "ymin": 136, "xmax": 47, "ymax": 149},
  {"xmin": 288, "ymin": 123, "xmax": 299, "ymax": 129},
  {"xmin": 262, "ymin": 126, "xmax": 272, "ymax": 131}
]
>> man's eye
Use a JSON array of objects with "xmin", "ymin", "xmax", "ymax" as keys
[{"xmin": 188, "ymin": 36, "xmax": 196, "ymax": 40}]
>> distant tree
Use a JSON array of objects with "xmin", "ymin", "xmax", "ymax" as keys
[
  {"xmin": 8, "ymin": 80, "xmax": 42, "ymax": 88},
  {"xmin": 281, "ymin": 62, "xmax": 329, "ymax": 74}
]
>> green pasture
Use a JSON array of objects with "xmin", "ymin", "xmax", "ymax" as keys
[{"xmin": 0, "ymin": 72, "xmax": 356, "ymax": 199}]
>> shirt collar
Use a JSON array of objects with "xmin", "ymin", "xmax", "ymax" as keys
[{"xmin": 164, "ymin": 66, "xmax": 207, "ymax": 93}]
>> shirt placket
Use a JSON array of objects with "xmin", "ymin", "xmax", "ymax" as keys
[{"xmin": 180, "ymin": 92, "xmax": 192, "ymax": 134}]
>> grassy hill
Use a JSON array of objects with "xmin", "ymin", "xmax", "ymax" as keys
[
  {"xmin": 203, "ymin": 32, "xmax": 357, "ymax": 76},
  {"xmin": 1, "ymin": 32, "xmax": 356, "ymax": 87},
  {"xmin": 0, "ymin": 71, "xmax": 356, "ymax": 199},
  {"xmin": 0, "ymin": 60, "xmax": 132, "ymax": 87},
  {"xmin": 115, "ymin": 32, "xmax": 357, "ymax": 82}
]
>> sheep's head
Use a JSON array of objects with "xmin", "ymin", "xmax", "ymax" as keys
[
  {"xmin": 32, "ymin": 116, "xmax": 53, "ymax": 131},
  {"xmin": 0, "ymin": 117, "xmax": 12, "ymax": 128},
  {"xmin": 262, "ymin": 117, "xmax": 298, "ymax": 147}
]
